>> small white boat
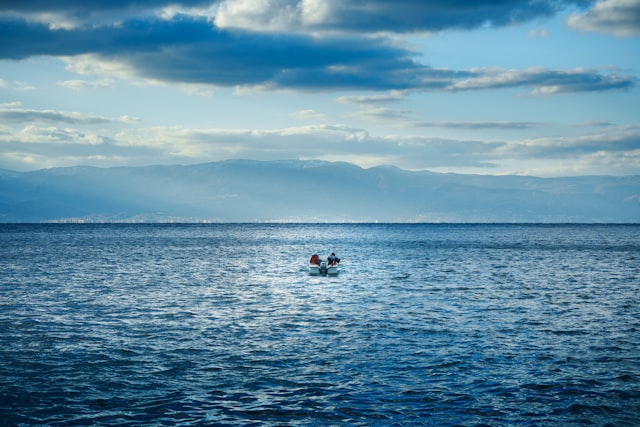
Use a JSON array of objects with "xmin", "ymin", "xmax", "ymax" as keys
[
  {"xmin": 309, "ymin": 261, "xmax": 322, "ymax": 276},
  {"xmin": 308, "ymin": 257, "xmax": 339, "ymax": 276},
  {"xmin": 327, "ymin": 262, "xmax": 339, "ymax": 276}
]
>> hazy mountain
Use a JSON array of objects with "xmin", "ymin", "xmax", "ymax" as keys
[{"xmin": 0, "ymin": 160, "xmax": 638, "ymax": 222}]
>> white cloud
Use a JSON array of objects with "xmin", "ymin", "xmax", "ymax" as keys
[
  {"xmin": 215, "ymin": 0, "xmax": 302, "ymax": 32},
  {"xmin": 214, "ymin": 0, "xmax": 334, "ymax": 32},
  {"xmin": 299, "ymin": 0, "xmax": 332, "ymax": 25},
  {"xmin": 414, "ymin": 120, "xmax": 539, "ymax": 130},
  {"xmin": 111, "ymin": 124, "xmax": 374, "ymax": 164},
  {"xmin": 1, "ymin": 120, "xmax": 638, "ymax": 176},
  {"xmin": 336, "ymin": 91, "xmax": 407, "ymax": 105},
  {"xmin": 289, "ymin": 109, "xmax": 327, "ymax": 121},
  {"xmin": 58, "ymin": 78, "xmax": 115, "ymax": 90},
  {"xmin": 446, "ymin": 67, "xmax": 634, "ymax": 95},
  {"xmin": 0, "ymin": 79, "xmax": 35, "ymax": 91},
  {"xmin": 568, "ymin": 0, "xmax": 640, "ymax": 37},
  {"xmin": 345, "ymin": 106, "xmax": 413, "ymax": 123},
  {"xmin": 62, "ymin": 55, "xmax": 139, "ymax": 81},
  {"xmin": 0, "ymin": 104, "xmax": 139, "ymax": 125},
  {"xmin": 528, "ymin": 28, "xmax": 549, "ymax": 38},
  {"xmin": 105, "ymin": 123, "xmax": 640, "ymax": 175},
  {"xmin": 13, "ymin": 81, "xmax": 36, "ymax": 91},
  {"xmin": 7, "ymin": 125, "xmax": 107, "ymax": 145},
  {"xmin": 0, "ymin": 101, "xmax": 22, "ymax": 108}
]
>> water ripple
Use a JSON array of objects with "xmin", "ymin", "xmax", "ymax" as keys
[{"xmin": 1, "ymin": 224, "xmax": 639, "ymax": 426}]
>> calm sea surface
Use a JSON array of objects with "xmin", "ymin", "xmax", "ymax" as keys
[{"xmin": 1, "ymin": 224, "xmax": 639, "ymax": 426}]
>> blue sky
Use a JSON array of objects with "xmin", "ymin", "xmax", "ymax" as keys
[{"xmin": 0, "ymin": 0, "xmax": 638, "ymax": 176}]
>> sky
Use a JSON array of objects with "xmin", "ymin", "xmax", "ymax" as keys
[{"xmin": 0, "ymin": 0, "xmax": 639, "ymax": 176}]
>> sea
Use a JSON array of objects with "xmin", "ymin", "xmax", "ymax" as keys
[{"xmin": 1, "ymin": 223, "xmax": 639, "ymax": 426}]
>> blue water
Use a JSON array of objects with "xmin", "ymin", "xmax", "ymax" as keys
[{"xmin": 1, "ymin": 223, "xmax": 639, "ymax": 426}]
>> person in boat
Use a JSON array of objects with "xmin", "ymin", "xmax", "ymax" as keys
[
  {"xmin": 327, "ymin": 253, "xmax": 340, "ymax": 266},
  {"xmin": 309, "ymin": 254, "xmax": 321, "ymax": 266}
]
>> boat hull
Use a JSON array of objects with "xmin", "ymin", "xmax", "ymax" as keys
[
  {"xmin": 309, "ymin": 261, "xmax": 339, "ymax": 276},
  {"xmin": 308, "ymin": 264, "xmax": 321, "ymax": 275}
]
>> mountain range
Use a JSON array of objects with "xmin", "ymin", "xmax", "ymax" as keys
[{"xmin": 0, "ymin": 160, "xmax": 638, "ymax": 222}]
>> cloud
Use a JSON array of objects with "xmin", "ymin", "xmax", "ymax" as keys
[
  {"xmin": 0, "ymin": 16, "xmax": 432, "ymax": 91},
  {"xmin": 215, "ymin": 0, "xmax": 591, "ymax": 33},
  {"xmin": 80, "ymin": 123, "xmax": 640, "ymax": 171},
  {"xmin": 0, "ymin": 4, "xmax": 634, "ymax": 94},
  {"xmin": 0, "ymin": 104, "xmax": 138, "ymax": 125},
  {"xmin": 0, "ymin": 15, "xmax": 217, "ymax": 60},
  {"xmin": 342, "ymin": 102, "xmax": 548, "ymax": 130},
  {"xmin": 528, "ymin": 28, "xmax": 550, "ymax": 38},
  {"xmin": 0, "ymin": 80, "xmax": 36, "ymax": 91},
  {"xmin": 567, "ymin": 0, "xmax": 640, "ymax": 37},
  {"xmin": 290, "ymin": 109, "xmax": 327, "ymax": 121},
  {"xmin": 387, "ymin": 125, "xmax": 640, "ymax": 175},
  {"xmin": 415, "ymin": 121, "xmax": 540, "ymax": 130},
  {"xmin": 120, "ymin": 30, "xmax": 428, "ymax": 91},
  {"xmin": 2, "ymin": 116, "xmax": 639, "ymax": 175},
  {"xmin": 7, "ymin": 17, "xmax": 629, "ymax": 94},
  {"xmin": 0, "ymin": 101, "xmax": 22, "ymax": 108},
  {"xmin": 57, "ymin": 78, "xmax": 115, "ymax": 90},
  {"xmin": 345, "ymin": 106, "xmax": 414, "ymax": 123},
  {"xmin": 2, "ymin": 125, "xmax": 107, "ymax": 145},
  {"xmin": 107, "ymin": 124, "xmax": 503, "ymax": 170},
  {"xmin": 447, "ymin": 67, "xmax": 635, "ymax": 94},
  {"xmin": 336, "ymin": 91, "xmax": 408, "ymax": 105},
  {"xmin": 497, "ymin": 125, "xmax": 640, "ymax": 158},
  {"xmin": 1, "ymin": 0, "xmax": 598, "ymax": 35},
  {"xmin": 4, "ymin": 0, "xmax": 588, "ymax": 33},
  {"xmin": 12, "ymin": 81, "xmax": 37, "ymax": 91},
  {"xmin": 0, "ymin": 0, "xmax": 215, "ymax": 29}
]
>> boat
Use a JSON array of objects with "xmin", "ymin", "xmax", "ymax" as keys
[
  {"xmin": 308, "ymin": 254, "xmax": 339, "ymax": 276},
  {"xmin": 308, "ymin": 260, "xmax": 322, "ymax": 276},
  {"xmin": 327, "ymin": 262, "xmax": 339, "ymax": 276}
]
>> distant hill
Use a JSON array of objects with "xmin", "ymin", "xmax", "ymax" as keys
[{"xmin": 0, "ymin": 160, "xmax": 638, "ymax": 222}]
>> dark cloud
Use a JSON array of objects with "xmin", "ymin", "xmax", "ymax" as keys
[
  {"xmin": 0, "ymin": 1, "xmax": 634, "ymax": 93},
  {"xmin": 1, "ymin": 14, "xmax": 633, "ymax": 93},
  {"xmin": 0, "ymin": 1, "xmax": 213, "ymax": 18},
  {"xmin": 312, "ymin": 0, "xmax": 593, "ymax": 32},
  {"xmin": 213, "ymin": 0, "xmax": 596, "ymax": 33},
  {"xmin": 1, "ymin": 0, "xmax": 597, "ymax": 34},
  {"xmin": 0, "ymin": 15, "xmax": 442, "ymax": 90},
  {"xmin": 536, "ymin": 69, "xmax": 636, "ymax": 93},
  {"xmin": 127, "ymin": 30, "xmax": 428, "ymax": 90},
  {"xmin": 0, "ymin": 16, "xmax": 213, "ymax": 59}
]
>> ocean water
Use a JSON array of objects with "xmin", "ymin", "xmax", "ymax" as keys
[{"xmin": 1, "ymin": 223, "xmax": 639, "ymax": 426}]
